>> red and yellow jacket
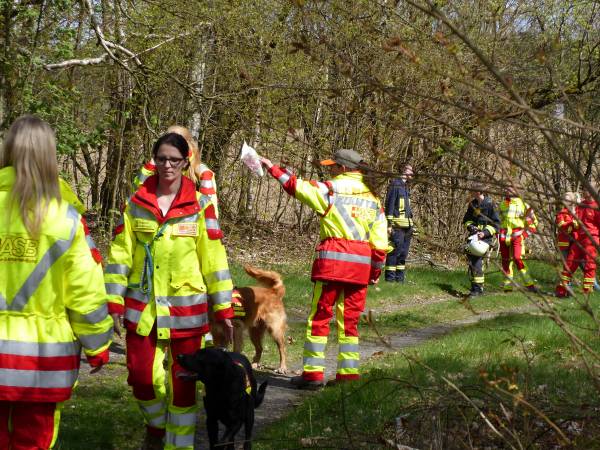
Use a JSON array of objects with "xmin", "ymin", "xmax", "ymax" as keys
[
  {"xmin": 555, "ymin": 207, "xmax": 577, "ymax": 249},
  {"xmin": 266, "ymin": 165, "xmax": 388, "ymax": 285},
  {"xmin": 573, "ymin": 200, "xmax": 600, "ymax": 242},
  {"xmin": 499, "ymin": 197, "xmax": 538, "ymax": 241},
  {"xmin": 105, "ymin": 175, "xmax": 233, "ymax": 340},
  {"xmin": 0, "ymin": 167, "xmax": 112, "ymax": 402}
]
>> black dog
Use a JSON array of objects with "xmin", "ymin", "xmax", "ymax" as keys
[{"xmin": 177, "ymin": 348, "xmax": 268, "ymax": 450}]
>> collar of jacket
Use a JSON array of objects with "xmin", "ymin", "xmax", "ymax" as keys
[
  {"xmin": 132, "ymin": 174, "xmax": 199, "ymax": 223},
  {"xmin": 333, "ymin": 171, "xmax": 363, "ymax": 182},
  {"xmin": 0, "ymin": 166, "xmax": 16, "ymax": 191}
]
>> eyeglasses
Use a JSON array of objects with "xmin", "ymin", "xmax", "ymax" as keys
[{"xmin": 155, "ymin": 156, "xmax": 186, "ymax": 167}]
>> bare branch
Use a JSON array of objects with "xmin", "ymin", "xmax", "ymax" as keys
[{"xmin": 43, "ymin": 54, "xmax": 109, "ymax": 70}]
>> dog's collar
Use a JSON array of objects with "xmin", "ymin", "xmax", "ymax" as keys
[{"xmin": 234, "ymin": 361, "xmax": 252, "ymax": 395}]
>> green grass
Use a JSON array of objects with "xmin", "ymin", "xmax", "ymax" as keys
[
  {"xmin": 55, "ymin": 260, "xmax": 600, "ymax": 449},
  {"xmin": 256, "ymin": 299, "xmax": 600, "ymax": 449}
]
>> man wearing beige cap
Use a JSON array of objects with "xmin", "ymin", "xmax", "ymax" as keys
[{"xmin": 260, "ymin": 149, "xmax": 388, "ymax": 388}]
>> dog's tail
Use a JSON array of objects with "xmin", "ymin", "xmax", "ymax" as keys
[
  {"xmin": 244, "ymin": 265, "xmax": 285, "ymax": 298},
  {"xmin": 254, "ymin": 380, "xmax": 268, "ymax": 408}
]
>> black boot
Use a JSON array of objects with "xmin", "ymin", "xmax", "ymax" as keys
[
  {"xmin": 468, "ymin": 284, "xmax": 484, "ymax": 297},
  {"xmin": 397, "ymin": 270, "xmax": 405, "ymax": 283}
]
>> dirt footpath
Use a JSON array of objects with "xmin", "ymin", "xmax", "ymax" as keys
[{"xmin": 194, "ymin": 307, "xmax": 530, "ymax": 448}]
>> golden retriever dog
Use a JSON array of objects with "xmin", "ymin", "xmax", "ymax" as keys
[{"xmin": 211, "ymin": 265, "xmax": 288, "ymax": 374}]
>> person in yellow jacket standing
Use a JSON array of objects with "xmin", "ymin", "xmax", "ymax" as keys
[
  {"xmin": 499, "ymin": 183, "xmax": 539, "ymax": 292},
  {"xmin": 0, "ymin": 115, "xmax": 113, "ymax": 449},
  {"xmin": 260, "ymin": 149, "xmax": 388, "ymax": 389},
  {"xmin": 105, "ymin": 132, "xmax": 234, "ymax": 449}
]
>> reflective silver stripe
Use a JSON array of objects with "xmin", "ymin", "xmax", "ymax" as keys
[
  {"xmin": 205, "ymin": 218, "xmax": 220, "ymax": 230},
  {"xmin": 168, "ymin": 411, "xmax": 197, "ymax": 427},
  {"xmin": 125, "ymin": 308, "xmax": 142, "ymax": 323},
  {"xmin": 155, "ymin": 294, "xmax": 206, "ymax": 307},
  {"xmin": 85, "ymin": 235, "xmax": 98, "ymax": 250},
  {"xmin": 5, "ymin": 206, "xmax": 79, "ymax": 312},
  {"xmin": 157, "ymin": 314, "xmax": 208, "ymax": 330},
  {"xmin": 128, "ymin": 202, "xmax": 155, "ymax": 220},
  {"xmin": 170, "ymin": 214, "xmax": 198, "ymax": 224},
  {"xmin": 371, "ymin": 260, "xmax": 385, "ymax": 269},
  {"xmin": 303, "ymin": 356, "xmax": 326, "ymax": 366},
  {"xmin": 200, "ymin": 180, "xmax": 213, "ymax": 189},
  {"xmin": 304, "ymin": 342, "xmax": 326, "ymax": 353},
  {"xmin": 78, "ymin": 328, "xmax": 112, "ymax": 350},
  {"xmin": 277, "ymin": 172, "xmax": 290, "ymax": 184},
  {"xmin": 137, "ymin": 172, "xmax": 150, "ymax": 183},
  {"xmin": 337, "ymin": 359, "xmax": 360, "ymax": 369},
  {"xmin": 334, "ymin": 197, "xmax": 363, "ymax": 241},
  {"xmin": 140, "ymin": 401, "xmax": 165, "ymax": 416},
  {"xmin": 106, "ymin": 283, "xmax": 127, "ymax": 297},
  {"xmin": 198, "ymin": 195, "xmax": 211, "ymax": 210},
  {"xmin": 105, "ymin": 264, "xmax": 129, "ymax": 276},
  {"xmin": 69, "ymin": 304, "xmax": 109, "ymax": 324},
  {"xmin": 317, "ymin": 251, "xmax": 371, "ymax": 265},
  {"xmin": 317, "ymin": 182, "xmax": 330, "ymax": 196},
  {"xmin": 165, "ymin": 432, "xmax": 194, "ymax": 448},
  {"xmin": 204, "ymin": 269, "xmax": 231, "ymax": 285},
  {"xmin": 339, "ymin": 343, "xmax": 359, "ymax": 353},
  {"xmin": 0, "ymin": 368, "xmax": 78, "ymax": 388},
  {"xmin": 511, "ymin": 230, "xmax": 524, "ymax": 237},
  {"xmin": 125, "ymin": 288, "xmax": 149, "ymax": 303},
  {"xmin": 210, "ymin": 290, "xmax": 232, "ymax": 305},
  {"xmin": 147, "ymin": 415, "xmax": 166, "ymax": 427},
  {"xmin": 0, "ymin": 339, "xmax": 80, "ymax": 357}
]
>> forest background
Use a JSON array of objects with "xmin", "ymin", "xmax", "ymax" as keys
[
  {"xmin": 2, "ymin": 1, "xmax": 600, "ymax": 447},
  {"xmin": 1, "ymin": 0, "xmax": 599, "ymax": 260}
]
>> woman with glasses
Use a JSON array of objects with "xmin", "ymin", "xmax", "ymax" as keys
[
  {"xmin": 105, "ymin": 132, "xmax": 234, "ymax": 449},
  {"xmin": 133, "ymin": 125, "xmax": 219, "ymax": 211}
]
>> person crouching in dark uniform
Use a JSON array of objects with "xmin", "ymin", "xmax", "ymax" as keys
[{"xmin": 463, "ymin": 183, "xmax": 500, "ymax": 296}]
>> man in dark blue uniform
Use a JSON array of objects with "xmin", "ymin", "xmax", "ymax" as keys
[
  {"xmin": 463, "ymin": 182, "xmax": 500, "ymax": 296},
  {"xmin": 385, "ymin": 165, "xmax": 414, "ymax": 283}
]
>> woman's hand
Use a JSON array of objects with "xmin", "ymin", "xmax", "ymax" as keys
[
  {"xmin": 223, "ymin": 318, "xmax": 234, "ymax": 345},
  {"xmin": 111, "ymin": 313, "xmax": 122, "ymax": 337},
  {"xmin": 260, "ymin": 157, "xmax": 273, "ymax": 169}
]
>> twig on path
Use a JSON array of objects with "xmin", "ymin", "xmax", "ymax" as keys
[{"xmin": 363, "ymin": 310, "xmax": 393, "ymax": 348}]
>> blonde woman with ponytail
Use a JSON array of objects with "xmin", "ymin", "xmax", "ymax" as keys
[{"xmin": 0, "ymin": 115, "xmax": 113, "ymax": 449}]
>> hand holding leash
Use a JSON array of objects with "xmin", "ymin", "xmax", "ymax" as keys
[
  {"xmin": 223, "ymin": 318, "xmax": 234, "ymax": 346},
  {"xmin": 111, "ymin": 313, "xmax": 122, "ymax": 337}
]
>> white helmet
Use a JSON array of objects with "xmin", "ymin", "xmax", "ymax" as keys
[{"xmin": 465, "ymin": 234, "xmax": 489, "ymax": 256}]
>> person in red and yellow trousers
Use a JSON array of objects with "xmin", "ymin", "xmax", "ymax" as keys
[
  {"xmin": 260, "ymin": 149, "xmax": 388, "ymax": 389},
  {"xmin": 0, "ymin": 115, "xmax": 113, "ymax": 450},
  {"xmin": 105, "ymin": 133, "xmax": 234, "ymax": 450},
  {"xmin": 556, "ymin": 186, "xmax": 600, "ymax": 297},
  {"xmin": 555, "ymin": 192, "xmax": 578, "ymax": 261},
  {"xmin": 498, "ymin": 183, "xmax": 539, "ymax": 292}
]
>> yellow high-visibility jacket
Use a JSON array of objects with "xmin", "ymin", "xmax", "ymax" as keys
[
  {"xmin": 499, "ymin": 196, "xmax": 538, "ymax": 240},
  {"xmin": 105, "ymin": 175, "xmax": 233, "ymax": 340},
  {"xmin": 0, "ymin": 167, "xmax": 113, "ymax": 402},
  {"xmin": 266, "ymin": 165, "xmax": 388, "ymax": 285}
]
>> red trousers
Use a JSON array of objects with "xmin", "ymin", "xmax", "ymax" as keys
[
  {"xmin": 500, "ymin": 234, "xmax": 526, "ymax": 272},
  {"xmin": 559, "ymin": 238, "xmax": 598, "ymax": 293},
  {"xmin": 302, "ymin": 280, "xmax": 367, "ymax": 381},
  {"xmin": 0, "ymin": 401, "xmax": 59, "ymax": 449},
  {"xmin": 126, "ymin": 328, "xmax": 202, "ymax": 440}
]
